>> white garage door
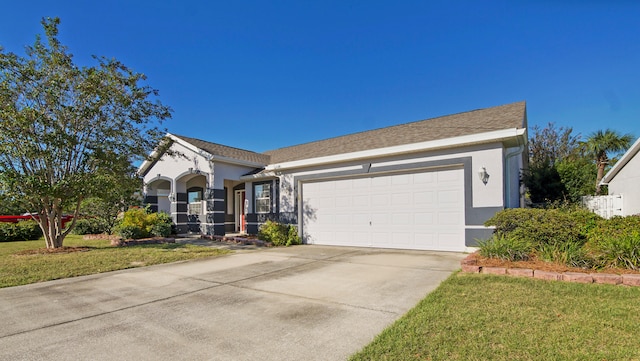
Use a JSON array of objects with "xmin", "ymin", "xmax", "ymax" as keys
[{"xmin": 302, "ymin": 168, "xmax": 465, "ymax": 251}]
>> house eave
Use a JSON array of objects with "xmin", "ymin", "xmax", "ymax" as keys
[
  {"xmin": 600, "ymin": 137, "xmax": 640, "ymax": 185},
  {"xmin": 209, "ymin": 155, "xmax": 267, "ymax": 168},
  {"xmin": 138, "ymin": 133, "xmax": 177, "ymax": 177},
  {"xmin": 239, "ymin": 171, "xmax": 278, "ymax": 181},
  {"xmin": 266, "ymin": 128, "xmax": 526, "ymax": 171}
]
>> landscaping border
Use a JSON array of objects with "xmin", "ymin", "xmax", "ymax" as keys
[
  {"xmin": 460, "ymin": 253, "xmax": 640, "ymax": 287},
  {"xmin": 202, "ymin": 234, "xmax": 271, "ymax": 247}
]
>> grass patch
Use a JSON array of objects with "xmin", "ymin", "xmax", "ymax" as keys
[
  {"xmin": 0, "ymin": 235, "xmax": 231, "ymax": 288},
  {"xmin": 350, "ymin": 273, "xmax": 640, "ymax": 361}
]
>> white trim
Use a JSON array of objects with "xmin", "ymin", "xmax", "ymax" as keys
[
  {"xmin": 601, "ymin": 137, "xmax": 640, "ymax": 185},
  {"xmin": 266, "ymin": 128, "xmax": 526, "ymax": 171},
  {"xmin": 465, "ymin": 225, "xmax": 496, "ymax": 229},
  {"xmin": 139, "ymin": 133, "xmax": 267, "ymax": 176},
  {"xmin": 240, "ymin": 171, "xmax": 277, "ymax": 180}
]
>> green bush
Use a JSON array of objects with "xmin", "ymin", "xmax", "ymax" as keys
[
  {"xmin": 586, "ymin": 216, "xmax": 640, "ymax": 270},
  {"xmin": 485, "ymin": 208, "xmax": 599, "ymax": 247},
  {"xmin": 0, "ymin": 220, "xmax": 42, "ymax": 242},
  {"xmin": 482, "ymin": 208, "xmax": 640, "ymax": 270},
  {"xmin": 71, "ymin": 217, "xmax": 112, "ymax": 235},
  {"xmin": 113, "ymin": 208, "xmax": 174, "ymax": 239},
  {"xmin": 478, "ymin": 235, "xmax": 533, "ymax": 261},
  {"xmin": 258, "ymin": 220, "xmax": 301, "ymax": 247},
  {"xmin": 146, "ymin": 212, "xmax": 173, "ymax": 237}
]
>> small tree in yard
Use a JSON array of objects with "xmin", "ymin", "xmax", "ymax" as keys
[
  {"xmin": 0, "ymin": 18, "xmax": 171, "ymax": 248},
  {"xmin": 582, "ymin": 129, "xmax": 633, "ymax": 195}
]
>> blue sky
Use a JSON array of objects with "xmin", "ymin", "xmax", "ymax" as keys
[{"xmin": 1, "ymin": 1, "xmax": 638, "ymax": 152}]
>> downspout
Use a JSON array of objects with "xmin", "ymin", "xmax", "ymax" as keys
[{"xmin": 504, "ymin": 131, "xmax": 526, "ymax": 208}]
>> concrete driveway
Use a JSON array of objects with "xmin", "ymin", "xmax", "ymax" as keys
[{"xmin": 0, "ymin": 245, "xmax": 464, "ymax": 361}]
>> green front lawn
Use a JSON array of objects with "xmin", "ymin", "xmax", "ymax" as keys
[
  {"xmin": 350, "ymin": 273, "xmax": 640, "ymax": 361},
  {"xmin": 0, "ymin": 235, "xmax": 231, "ymax": 288}
]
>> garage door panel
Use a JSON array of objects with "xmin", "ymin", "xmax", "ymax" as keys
[
  {"xmin": 414, "ymin": 191, "xmax": 435, "ymax": 204},
  {"xmin": 414, "ymin": 212, "xmax": 434, "ymax": 225},
  {"xmin": 391, "ymin": 192, "xmax": 411, "ymax": 206},
  {"xmin": 438, "ymin": 211, "xmax": 463, "ymax": 225},
  {"xmin": 303, "ymin": 168, "xmax": 464, "ymax": 251},
  {"xmin": 413, "ymin": 172, "xmax": 435, "ymax": 184}
]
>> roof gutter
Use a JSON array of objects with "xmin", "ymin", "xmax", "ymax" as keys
[{"xmin": 504, "ymin": 133, "xmax": 526, "ymax": 208}]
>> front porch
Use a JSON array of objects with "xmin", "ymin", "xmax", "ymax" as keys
[{"xmin": 144, "ymin": 172, "xmax": 282, "ymax": 237}]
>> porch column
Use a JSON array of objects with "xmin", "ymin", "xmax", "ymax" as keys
[
  {"xmin": 172, "ymin": 192, "xmax": 188, "ymax": 234},
  {"xmin": 143, "ymin": 184, "xmax": 159, "ymax": 212},
  {"xmin": 204, "ymin": 188, "xmax": 226, "ymax": 236}
]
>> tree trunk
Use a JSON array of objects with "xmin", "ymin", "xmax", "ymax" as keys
[
  {"xmin": 36, "ymin": 199, "xmax": 82, "ymax": 249},
  {"xmin": 595, "ymin": 160, "xmax": 606, "ymax": 195}
]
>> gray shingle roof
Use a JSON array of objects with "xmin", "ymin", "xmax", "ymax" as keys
[
  {"xmin": 172, "ymin": 135, "xmax": 271, "ymax": 165},
  {"xmin": 264, "ymin": 101, "xmax": 527, "ymax": 164}
]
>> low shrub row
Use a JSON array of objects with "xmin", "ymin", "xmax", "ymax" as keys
[
  {"xmin": 479, "ymin": 208, "xmax": 640, "ymax": 271},
  {"xmin": 0, "ymin": 220, "xmax": 42, "ymax": 242},
  {"xmin": 71, "ymin": 217, "xmax": 113, "ymax": 235}
]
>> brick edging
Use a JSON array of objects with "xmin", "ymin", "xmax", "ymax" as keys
[{"xmin": 460, "ymin": 253, "xmax": 640, "ymax": 287}]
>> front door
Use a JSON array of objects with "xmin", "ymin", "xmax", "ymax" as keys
[{"xmin": 235, "ymin": 190, "xmax": 246, "ymax": 233}]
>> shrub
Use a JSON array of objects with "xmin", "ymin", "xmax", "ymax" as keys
[
  {"xmin": 478, "ymin": 235, "xmax": 533, "ymax": 261},
  {"xmin": 586, "ymin": 215, "xmax": 640, "ymax": 270},
  {"xmin": 0, "ymin": 220, "xmax": 42, "ymax": 242},
  {"xmin": 71, "ymin": 217, "xmax": 112, "ymax": 235},
  {"xmin": 113, "ymin": 208, "xmax": 174, "ymax": 239},
  {"xmin": 485, "ymin": 208, "xmax": 598, "ymax": 247},
  {"xmin": 258, "ymin": 220, "xmax": 301, "ymax": 247}
]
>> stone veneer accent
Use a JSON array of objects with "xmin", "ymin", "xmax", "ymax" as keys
[{"xmin": 460, "ymin": 253, "xmax": 640, "ymax": 287}]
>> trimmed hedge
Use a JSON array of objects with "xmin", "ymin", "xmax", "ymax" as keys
[
  {"xmin": 71, "ymin": 217, "xmax": 112, "ymax": 235},
  {"xmin": 0, "ymin": 220, "xmax": 42, "ymax": 242},
  {"xmin": 481, "ymin": 208, "xmax": 640, "ymax": 271}
]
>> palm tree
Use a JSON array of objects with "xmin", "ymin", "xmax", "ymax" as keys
[{"xmin": 582, "ymin": 129, "xmax": 634, "ymax": 195}]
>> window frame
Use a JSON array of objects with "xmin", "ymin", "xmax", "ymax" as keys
[{"xmin": 253, "ymin": 181, "xmax": 272, "ymax": 214}]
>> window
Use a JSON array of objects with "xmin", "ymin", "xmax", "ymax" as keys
[
  {"xmin": 188, "ymin": 188, "xmax": 202, "ymax": 215},
  {"xmin": 254, "ymin": 182, "xmax": 271, "ymax": 214}
]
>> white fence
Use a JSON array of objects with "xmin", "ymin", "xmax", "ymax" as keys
[{"xmin": 582, "ymin": 195, "xmax": 623, "ymax": 219}]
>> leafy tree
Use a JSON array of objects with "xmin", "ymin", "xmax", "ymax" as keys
[
  {"xmin": 521, "ymin": 163, "xmax": 566, "ymax": 204},
  {"xmin": 528, "ymin": 123, "xmax": 580, "ymax": 168},
  {"xmin": 0, "ymin": 186, "xmax": 27, "ymax": 215},
  {"xmin": 77, "ymin": 173, "xmax": 143, "ymax": 233},
  {"xmin": 556, "ymin": 157, "xmax": 596, "ymax": 203},
  {"xmin": 582, "ymin": 129, "xmax": 633, "ymax": 195},
  {"xmin": 522, "ymin": 123, "xmax": 579, "ymax": 204},
  {"xmin": 0, "ymin": 18, "xmax": 171, "ymax": 248}
]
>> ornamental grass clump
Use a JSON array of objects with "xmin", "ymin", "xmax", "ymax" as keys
[{"xmin": 478, "ymin": 235, "xmax": 532, "ymax": 261}]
